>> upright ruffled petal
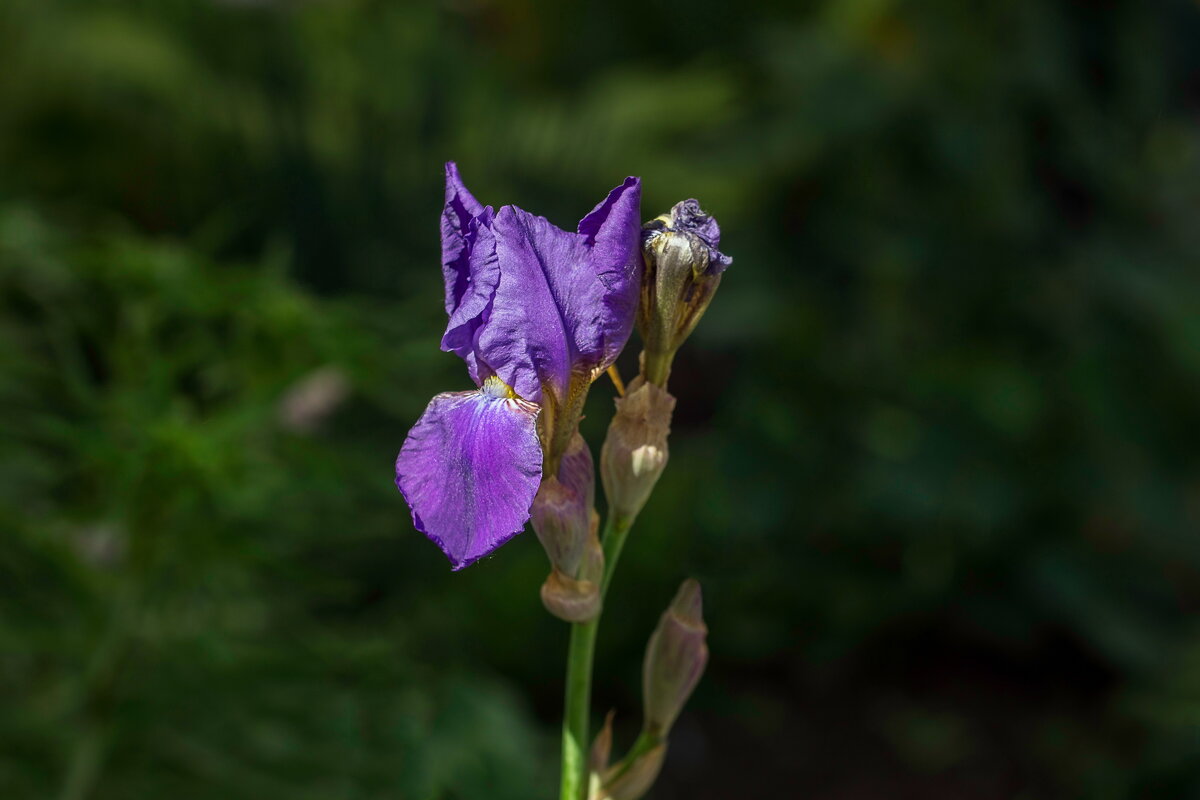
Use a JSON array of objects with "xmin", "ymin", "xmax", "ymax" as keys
[
  {"xmin": 440, "ymin": 208, "xmax": 499, "ymax": 387},
  {"xmin": 476, "ymin": 179, "xmax": 641, "ymax": 401},
  {"xmin": 477, "ymin": 207, "xmax": 581, "ymax": 401},
  {"xmin": 578, "ymin": 177, "xmax": 639, "ymax": 243},
  {"xmin": 578, "ymin": 176, "xmax": 643, "ymax": 369},
  {"xmin": 441, "ymin": 162, "xmax": 487, "ymax": 316},
  {"xmin": 395, "ymin": 387, "xmax": 542, "ymax": 569}
]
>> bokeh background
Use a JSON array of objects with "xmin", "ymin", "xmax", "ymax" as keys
[{"xmin": 4, "ymin": 0, "xmax": 1200, "ymax": 798}]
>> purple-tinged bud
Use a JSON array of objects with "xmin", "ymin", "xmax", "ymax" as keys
[
  {"xmin": 600, "ymin": 377, "xmax": 675, "ymax": 522},
  {"xmin": 642, "ymin": 579, "xmax": 708, "ymax": 738},
  {"xmin": 638, "ymin": 199, "xmax": 731, "ymax": 385},
  {"xmin": 535, "ymin": 434, "xmax": 602, "ymax": 622},
  {"xmin": 531, "ymin": 434, "xmax": 594, "ymax": 577},
  {"xmin": 531, "ymin": 479, "xmax": 588, "ymax": 576}
]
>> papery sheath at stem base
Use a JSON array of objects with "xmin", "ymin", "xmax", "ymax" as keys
[
  {"xmin": 600, "ymin": 377, "xmax": 675, "ymax": 522},
  {"xmin": 592, "ymin": 740, "xmax": 666, "ymax": 800},
  {"xmin": 541, "ymin": 568, "xmax": 601, "ymax": 623}
]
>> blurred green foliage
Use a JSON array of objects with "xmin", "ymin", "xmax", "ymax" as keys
[{"xmin": 3, "ymin": 0, "xmax": 1200, "ymax": 798}]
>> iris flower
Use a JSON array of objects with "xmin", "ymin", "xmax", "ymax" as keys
[{"xmin": 395, "ymin": 163, "xmax": 642, "ymax": 569}]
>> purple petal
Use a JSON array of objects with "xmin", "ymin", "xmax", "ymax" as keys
[
  {"xmin": 395, "ymin": 388, "xmax": 542, "ymax": 569},
  {"xmin": 441, "ymin": 162, "xmax": 487, "ymax": 317},
  {"xmin": 579, "ymin": 176, "xmax": 641, "ymax": 248},
  {"xmin": 477, "ymin": 178, "xmax": 642, "ymax": 401},
  {"xmin": 477, "ymin": 207, "xmax": 580, "ymax": 401},
  {"xmin": 578, "ymin": 177, "xmax": 643, "ymax": 368},
  {"xmin": 440, "ymin": 208, "xmax": 498, "ymax": 387}
]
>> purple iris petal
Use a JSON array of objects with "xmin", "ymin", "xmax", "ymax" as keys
[
  {"xmin": 577, "ymin": 177, "xmax": 644, "ymax": 371},
  {"xmin": 437, "ymin": 164, "xmax": 641, "ymax": 402},
  {"xmin": 441, "ymin": 161, "xmax": 485, "ymax": 315},
  {"xmin": 395, "ymin": 387, "xmax": 542, "ymax": 570},
  {"xmin": 440, "ymin": 208, "xmax": 499, "ymax": 388}
]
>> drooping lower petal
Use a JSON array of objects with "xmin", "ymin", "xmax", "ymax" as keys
[{"xmin": 395, "ymin": 387, "xmax": 542, "ymax": 569}]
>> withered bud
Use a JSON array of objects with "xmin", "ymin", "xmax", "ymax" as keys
[
  {"xmin": 540, "ymin": 568, "xmax": 600, "ymax": 623},
  {"xmin": 540, "ymin": 504, "xmax": 604, "ymax": 623},
  {"xmin": 600, "ymin": 378, "xmax": 675, "ymax": 521},
  {"xmin": 643, "ymin": 579, "xmax": 708, "ymax": 738},
  {"xmin": 638, "ymin": 199, "xmax": 731, "ymax": 385}
]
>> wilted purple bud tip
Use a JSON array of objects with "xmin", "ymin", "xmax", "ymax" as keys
[{"xmin": 645, "ymin": 199, "xmax": 732, "ymax": 276}]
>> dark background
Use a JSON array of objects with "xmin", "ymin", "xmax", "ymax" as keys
[{"xmin": 4, "ymin": 1, "xmax": 1200, "ymax": 798}]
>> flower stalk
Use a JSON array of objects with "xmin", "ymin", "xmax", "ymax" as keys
[{"xmin": 560, "ymin": 512, "xmax": 634, "ymax": 800}]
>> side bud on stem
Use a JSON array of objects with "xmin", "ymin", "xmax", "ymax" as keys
[
  {"xmin": 589, "ymin": 580, "xmax": 708, "ymax": 800},
  {"xmin": 531, "ymin": 433, "xmax": 603, "ymax": 622},
  {"xmin": 638, "ymin": 200, "xmax": 731, "ymax": 386},
  {"xmin": 642, "ymin": 578, "xmax": 708, "ymax": 738},
  {"xmin": 600, "ymin": 377, "xmax": 675, "ymax": 523}
]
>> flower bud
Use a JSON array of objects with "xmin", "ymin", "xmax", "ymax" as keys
[
  {"xmin": 531, "ymin": 479, "xmax": 588, "ymax": 576},
  {"xmin": 534, "ymin": 434, "xmax": 602, "ymax": 622},
  {"xmin": 530, "ymin": 434, "xmax": 594, "ymax": 577},
  {"xmin": 600, "ymin": 377, "xmax": 674, "ymax": 522},
  {"xmin": 638, "ymin": 199, "xmax": 731, "ymax": 385},
  {"xmin": 642, "ymin": 579, "xmax": 708, "ymax": 738}
]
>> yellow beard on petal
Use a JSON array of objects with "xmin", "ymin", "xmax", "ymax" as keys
[{"xmin": 482, "ymin": 375, "xmax": 518, "ymax": 400}]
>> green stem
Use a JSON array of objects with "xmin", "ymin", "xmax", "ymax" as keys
[
  {"xmin": 560, "ymin": 616, "xmax": 594, "ymax": 800},
  {"xmin": 559, "ymin": 513, "xmax": 635, "ymax": 800},
  {"xmin": 641, "ymin": 348, "xmax": 675, "ymax": 388}
]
